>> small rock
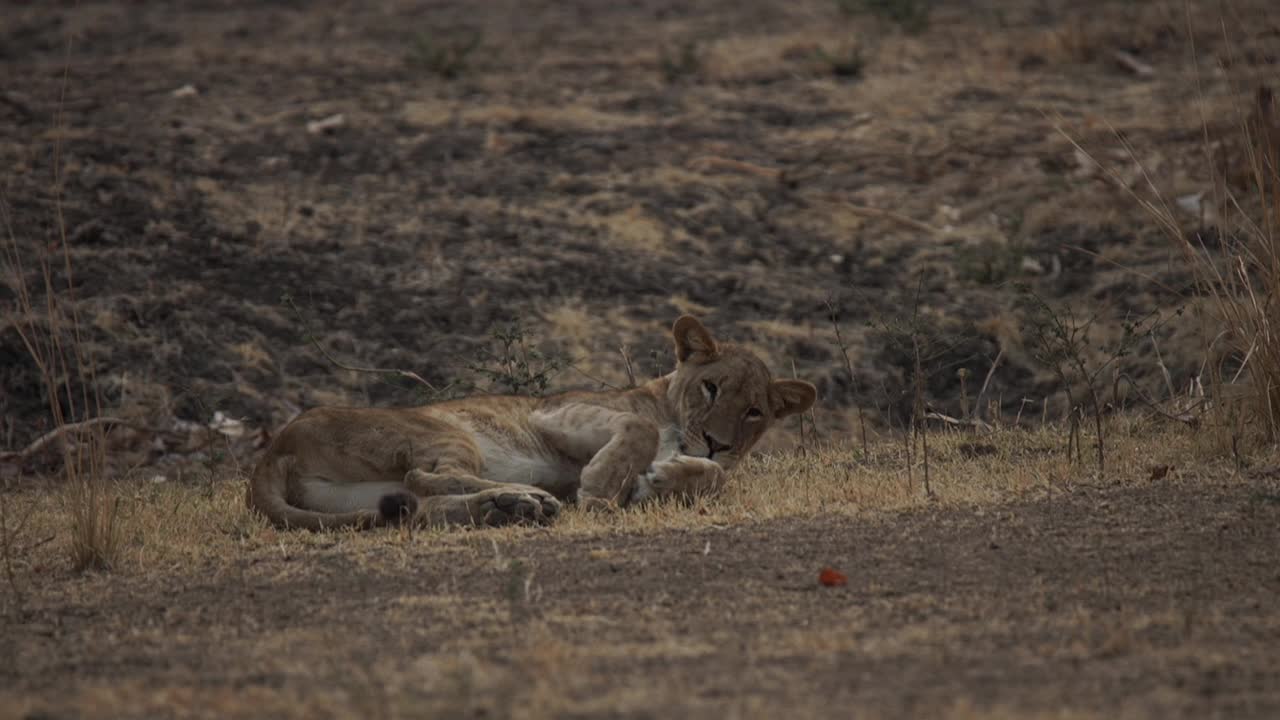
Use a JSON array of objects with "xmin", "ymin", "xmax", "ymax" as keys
[
  {"xmin": 209, "ymin": 411, "xmax": 246, "ymax": 439},
  {"xmin": 171, "ymin": 84, "xmax": 199, "ymax": 98},
  {"xmin": 1177, "ymin": 192, "xmax": 1204, "ymax": 215},
  {"xmin": 1073, "ymin": 147, "xmax": 1101, "ymax": 178},
  {"xmin": 306, "ymin": 113, "xmax": 346, "ymax": 135}
]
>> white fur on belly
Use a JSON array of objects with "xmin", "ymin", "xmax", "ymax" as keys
[{"xmin": 472, "ymin": 435, "xmax": 578, "ymax": 494}]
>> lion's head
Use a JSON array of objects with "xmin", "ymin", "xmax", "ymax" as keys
[{"xmin": 664, "ymin": 315, "xmax": 816, "ymax": 470}]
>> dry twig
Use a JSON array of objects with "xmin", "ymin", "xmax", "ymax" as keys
[
  {"xmin": 0, "ymin": 416, "xmax": 129, "ymax": 463},
  {"xmin": 925, "ymin": 411, "xmax": 993, "ymax": 432},
  {"xmin": 687, "ymin": 156, "xmax": 782, "ymax": 180},
  {"xmin": 812, "ymin": 195, "xmax": 943, "ymax": 236},
  {"xmin": 284, "ymin": 295, "xmax": 439, "ymax": 392},
  {"xmin": 1110, "ymin": 49, "xmax": 1155, "ymax": 77},
  {"xmin": 972, "ymin": 348, "xmax": 1005, "ymax": 421}
]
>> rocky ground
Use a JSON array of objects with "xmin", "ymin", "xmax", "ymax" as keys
[{"xmin": 3, "ymin": 0, "xmax": 1276, "ymax": 461}]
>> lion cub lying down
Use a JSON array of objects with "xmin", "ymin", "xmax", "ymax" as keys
[{"xmin": 248, "ymin": 316, "xmax": 816, "ymax": 529}]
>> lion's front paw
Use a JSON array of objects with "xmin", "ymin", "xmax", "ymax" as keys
[
  {"xmin": 469, "ymin": 486, "xmax": 560, "ymax": 527},
  {"xmin": 629, "ymin": 456, "xmax": 727, "ymax": 505}
]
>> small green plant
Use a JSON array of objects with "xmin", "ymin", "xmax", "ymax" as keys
[
  {"xmin": 283, "ymin": 292, "xmax": 453, "ymax": 402},
  {"xmin": 859, "ymin": 277, "xmax": 975, "ymax": 497},
  {"xmin": 1018, "ymin": 287, "xmax": 1164, "ymax": 476},
  {"xmin": 956, "ymin": 239, "xmax": 1026, "ymax": 286},
  {"xmin": 835, "ymin": 0, "xmax": 934, "ymax": 33},
  {"xmin": 503, "ymin": 558, "xmax": 537, "ymax": 621},
  {"xmin": 813, "ymin": 45, "xmax": 865, "ymax": 79},
  {"xmin": 468, "ymin": 320, "xmax": 565, "ymax": 397},
  {"xmin": 407, "ymin": 29, "xmax": 483, "ymax": 80},
  {"xmin": 660, "ymin": 41, "xmax": 702, "ymax": 83}
]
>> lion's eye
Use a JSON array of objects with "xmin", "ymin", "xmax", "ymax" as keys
[
  {"xmin": 746, "ymin": 407, "xmax": 763, "ymax": 419},
  {"xmin": 702, "ymin": 380, "xmax": 718, "ymax": 403}
]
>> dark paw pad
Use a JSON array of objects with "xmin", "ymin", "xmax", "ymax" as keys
[{"xmin": 378, "ymin": 491, "xmax": 419, "ymax": 525}]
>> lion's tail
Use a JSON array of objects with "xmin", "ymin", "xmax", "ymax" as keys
[{"xmin": 247, "ymin": 455, "xmax": 417, "ymax": 531}]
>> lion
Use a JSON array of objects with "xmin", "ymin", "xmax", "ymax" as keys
[{"xmin": 248, "ymin": 315, "xmax": 816, "ymax": 530}]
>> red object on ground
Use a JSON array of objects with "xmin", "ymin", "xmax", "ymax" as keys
[{"xmin": 819, "ymin": 567, "xmax": 847, "ymax": 587}]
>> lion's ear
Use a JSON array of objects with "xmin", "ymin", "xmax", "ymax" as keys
[
  {"xmin": 769, "ymin": 379, "xmax": 816, "ymax": 419},
  {"xmin": 672, "ymin": 315, "xmax": 718, "ymax": 363}
]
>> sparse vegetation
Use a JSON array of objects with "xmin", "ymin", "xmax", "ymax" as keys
[
  {"xmin": 812, "ymin": 44, "xmax": 865, "ymax": 79},
  {"xmin": 2, "ymin": 422, "xmax": 1278, "ymax": 716},
  {"xmin": 2, "ymin": 102, "xmax": 122, "ymax": 572},
  {"xmin": 659, "ymin": 41, "xmax": 703, "ymax": 83},
  {"xmin": 5, "ymin": 0, "xmax": 1280, "ymax": 717},
  {"xmin": 835, "ymin": 0, "xmax": 934, "ymax": 34},
  {"xmin": 1176, "ymin": 88, "xmax": 1280, "ymax": 445},
  {"xmin": 467, "ymin": 320, "xmax": 566, "ymax": 397},
  {"xmin": 1018, "ymin": 288, "xmax": 1165, "ymax": 476},
  {"xmin": 407, "ymin": 28, "xmax": 483, "ymax": 79},
  {"xmin": 955, "ymin": 239, "xmax": 1027, "ymax": 286}
]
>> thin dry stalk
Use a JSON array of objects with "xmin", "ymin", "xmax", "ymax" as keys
[
  {"xmin": 283, "ymin": 295, "xmax": 441, "ymax": 393},
  {"xmin": 913, "ymin": 335, "xmax": 931, "ymax": 498},
  {"xmin": 790, "ymin": 357, "xmax": 821, "ymax": 450},
  {"xmin": 1151, "ymin": 334, "xmax": 1177, "ymax": 401},
  {"xmin": 619, "ymin": 345, "xmax": 638, "ymax": 389},
  {"xmin": 811, "ymin": 195, "xmax": 944, "ymax": 236},
  {"xmin": 826, "ymin": 300, "xmax": 868, "ymax": 457},
  {"xmin": 973, "ymin": 348, "xmax": 1004, "ymax": 421},
  {"xmin": 907, "ymin": 281, "xmax": 931, "ymax": 496},
  {"xmin": 902, "ymin": 415, "xmax": 913, "ymax": 493},
  {"xmin": 1120, "ymin": 21, "xmax": 1280, "ymax": 445},
  {"xmin": 568, "ymin": 362, "xmax": 619, "ymax": 391},
  {"xmin": 1015, "ymin": 398, "xmax": 1033, "ymax": 427},
  {"xmin": 67, "ymin": 448, "xmax": 122, "ymax": 571},
  {"xmin": 0, "ymin": 30, "xmax": 123, "ymax": 572},
  {"xmin": 1118, "ymin": 374, "xmax": 1202, "ymax": 427}
]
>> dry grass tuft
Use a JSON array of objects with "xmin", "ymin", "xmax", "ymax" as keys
[
  {"xmin": 1055, "ymin": 26, "xmax": 1280, "ymax": 451},
  {"xmin": 63, "ymin": 435, "xmax": 121, "ymax": 572},
  {"xmin": 1167, "ymin": 85, "xmax": 1280, "ymax": 446},
  {"xmin": 1, "ymin": 55, "xmax": 124, "ymax": 571}
]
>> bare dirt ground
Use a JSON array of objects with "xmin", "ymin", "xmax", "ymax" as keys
[
  {"xmin": 4, "ymin": 1, "xmax": 1280, "ymax": 719},
  {"xmin": 4, "ymin": 428, "xmax": 1280, "ymax": 719}
]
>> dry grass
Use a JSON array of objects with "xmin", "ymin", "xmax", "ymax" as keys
[
  {"xmin": 1095, "ymin": 75, "xmax": 1280, "ymax": 449},
  {"xmin": 8, "ymin": 418, "xmax": 1260, "ymax": 574},
  {"xmin": 1182, "ymin": 84, "xmax": 1280, "ymax": 445},
  {"xmin": 4, "ymin": 422, "xmax": 1278, "ymax": 719},
  {"xmin": 5, "ymin": 2, "xmax": 1280, "ymax": 716},
  {"xmin": 1046, "ymin": 11, "xmax": 1280, "ymax": 453},
  {"xmin": 3, "ymin": 207, "xmax": 122, "ymax": 574},
  {"xmin": 3, "ymin": 181, "xmax": 124, "ymax": 576}
]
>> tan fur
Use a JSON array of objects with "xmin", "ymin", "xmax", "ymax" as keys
[{"xmin": 247, "ymin": 316, "xmax": 817, "ymax": 530}]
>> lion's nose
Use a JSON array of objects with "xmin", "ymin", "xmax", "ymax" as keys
[{"xmin": 703, "ymin": 433, "xmax": 731, "ymax": 458}]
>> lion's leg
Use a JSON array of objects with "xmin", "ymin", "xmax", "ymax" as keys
[
  {"xmin": 406, "ymin": 474, "xmax": 561, "ymax": 526},
  {"xmin": 400, "ymin": 433, "xmax": 560, "ymax": 524},
  {"xmin": 417, "ymin": 487, "xmax": 557, "ymax": 527},
  {"xmin": 629, "ymin": 456, "xmax": 727, "ymax": 505},
  {"xmin": 532, "ymin": 404, "xmax": 659, "ymax": 511}
]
